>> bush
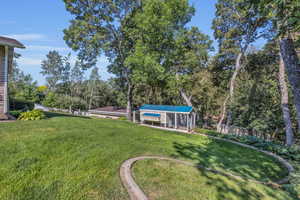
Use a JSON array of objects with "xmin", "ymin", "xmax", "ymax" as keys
[
  {"xmin": 42, "ymin": 92, "xmax": 58, "ymax": 108},
  {"xmin": 9, "ymin": 110, "xmax": 22, "ymax": 118},
  {"xmin": 196, "ymin": 128, "xmax": 300, "ymax": 161},
  {"xmin": 18, "ymin": 110, "xmax": 46, "ymax": 121},
  {"xmin": 42, "ymin": 93, "xmax": 88, "ymax": 111},
  {"xmin": 10, "ymin": 99, "xmax": 34, "ymax": 111},
  {"xmin": 119, "ymin": 116, "xmax": 127, "ymax": 120}
]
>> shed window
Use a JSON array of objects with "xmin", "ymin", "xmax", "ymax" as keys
[{"xmin": 143, "ymin": 113, "xmax": 161, "ymax": 117}]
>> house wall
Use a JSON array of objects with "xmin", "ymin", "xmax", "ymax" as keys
[{"xmin": 0, "ymin": 46, "xmax": 5, "ymax": 114}]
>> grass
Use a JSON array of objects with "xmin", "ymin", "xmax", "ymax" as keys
[
  {"xmin": 0, "ymin": 113, "xmax": 292, "ymax": 199},
  {"xmin": 133, "ymin": 159, "xmax": 293, "ymax": 200}
]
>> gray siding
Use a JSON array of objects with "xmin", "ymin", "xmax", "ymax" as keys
[{"xmin": 0, "ymin": 46, "xmax": 5, "ymax": 114}]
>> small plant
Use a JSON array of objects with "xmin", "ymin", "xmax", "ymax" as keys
[
  {"xmin": 9, "ymin": 110, "xmax": 22, "ymax": 118},
  {"xmin": 18, "ymin": 110, "xmax": 46, "ymax": 121},
  {"xmin": 119, "ymin": 116, "xmax": 127, "ymax": 121}
]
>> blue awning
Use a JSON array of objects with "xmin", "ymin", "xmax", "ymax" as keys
[
  {"xmin": 143, "ymin": 113, "xmax": 161, "ymax": 117},
  {"xmin": 140, "ymin": 104, "xmax": 192, "ymax": 113}
]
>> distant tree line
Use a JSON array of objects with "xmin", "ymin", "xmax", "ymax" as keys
[{"xmin": 39, "ymin": 50, "xmax": 120, "ymax": 111}]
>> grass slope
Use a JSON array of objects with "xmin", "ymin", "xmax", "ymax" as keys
[{"xmin": 0, "ymin": 113, "xmax": 290, "ymax": 199}]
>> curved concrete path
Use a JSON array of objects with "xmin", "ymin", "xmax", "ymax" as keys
[{"xmin": 120, "ymin": 155, "xmax": 291, "ymax": 200}]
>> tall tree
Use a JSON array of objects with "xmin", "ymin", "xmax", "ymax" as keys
[
  {"xmin": 88, "ymin": 67, "xmax": 100, "ymax": 110},
  {"xmin": 70, "ymin": 61, "xmax": 85, "ymax": 110},
  {"xmin": 124, "ymin": 0, "xmax": 195, "ymax": 107},
  {"xmin": 278, "ymin": 53, "xmax": 295, "ymax": 146},
  {"xmin": 63, "ymin": 0, "xmax": 141, "ymax": 120},
  {"xmin": 9, "ymin": 54, "xmax": 40, "ymax": 103},
  {"xmin": 251, "ymin": 0, "xmax": 300, "ymax": 134},
  {"xmin": 41, "ymin": 51, "xmax": 70, "ymax": 91},
  {"xmin": 170, "ymin": 27, "xmax": 213, "ymax": 106},
  {"xmin": 212, "ymin": 0, "xmax": 270, "ymax": 132}
]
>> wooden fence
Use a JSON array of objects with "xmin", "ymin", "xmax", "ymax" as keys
[{"xmin": 219, "ymin": 124, "xmax": 275, "ymax": 141}]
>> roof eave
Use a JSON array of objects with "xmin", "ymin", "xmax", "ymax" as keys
[
  {"xmin": 0, "ymin": 41, "xmax": 26, "ymax": 49},
  {"xmin": 140, "ymin": 108, "xmax": 193, "ymax": 114},
  {"xmin": 0, "ymin": 36, "xmax": 26, "ymax": 49}
]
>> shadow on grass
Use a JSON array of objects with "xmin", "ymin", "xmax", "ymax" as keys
[
  {"xmin": 172, "ymin": 141, "xmax": 294, "ymax": 199},
  {"xmin": 14, "ymin": 181, "xmax": 62, "ymax": 200},
  {"xmin": 172, "ymin": 141, "xmax": 287, "ymax": 181}
]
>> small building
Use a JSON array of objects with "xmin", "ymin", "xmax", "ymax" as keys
[
  {"xmin": 0, "ymin": 36, "xmax": 25, "ymax": 120},
  {"xmin": 139, "ymin": 104, "xmax": 196, "ymax": 131}
]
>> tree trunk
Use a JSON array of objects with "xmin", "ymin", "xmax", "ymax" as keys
[
  {"xmin": 88, "ymin": 80, "xmax": 95, "ymax": 110},
  {"xmin": 176, "ymin": 73, "xmax": 193, "ymax": 107},
  {"xmin": 217, "ymin": 95, "xmax": 229, "ymax": 132},
  {"xmin": 279, "ymin": 54, "xmax": 295, "ymax": 146},
  {"xmin": 180, "ymin": 89, "xmax": 193, "ymax": 107},
  {"xmin": 280, "ymin": 37, "xmax": 300, "ymax": 134},
  {"xmin": 217, "ymin": 52, "xmax": 243, "ymax": 132},
  {"xmin": 127, "ymin": 83, "xmax": 133, "ymax": 121}
]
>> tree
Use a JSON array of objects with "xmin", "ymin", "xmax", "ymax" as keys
[
  {"xmin": 9, "ymin": 53, "xmax": 40, "ymax": 104},
  {"xmin": 227, "ymin": 47, "xmax": 284, "ymax": 139},
  {"xmin": 88, "ymin": 67, "xmax": 101, "ymax": 110},
  {"xmin": 212, "ymin": 0, "xmax": 270, "ymax": 132},
  {"xmin": 251, "ymin": 0, "xmax": 300, "ymax": 134},
  {"xmin": 41, "ymin": 51, "xmax": 71, "ymax": 91},
  {"xmin": 124, "ymin": 0, "xmax": 195, "ymax": 109},
  {"xmin": 63, "ymin": 0, "xmax": 196, "ymax": 120},
  {"xmin": 279, "ymin": 53, "xmax": 294, "ymax": 146},
  {"xmin": 170, "ymin": 27, "xmax": 213, "ymax": 106},
  {"xmin": 63, "ymin": 0, "xmax": 141, "ymax": 120},
  {"xmin": 280, "ymin": 38, "xmax": 300, "ymax": 134},
  {"xmin": 190, "ymin": 69, "xmax": 220, "ymax": 127},
  {"xmin": 70, "ymin": 61, "xmax": 85, "ymax": 111}
]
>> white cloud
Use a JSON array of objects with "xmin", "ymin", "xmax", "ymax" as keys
[
  {"xmin": 18, "ymin": 57, "xmax": 42, "ymax": 66},
  {"xmin": 26, "ymin": 45, "xmax": 69, "ymax": 52},
  {"xmin": 0, "ymin": 20, "xmax": 16, "ymax": 25},
  {"xmin": 3, "ymin": 34, "xmax": 46, "ymax": 41}
]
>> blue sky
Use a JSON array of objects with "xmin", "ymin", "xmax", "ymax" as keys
[{"xmin": 0, "ymin": 0, "xmax": 217, "ymax": 85}]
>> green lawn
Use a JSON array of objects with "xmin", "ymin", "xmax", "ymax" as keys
[
  {"xmin": 133, "ymin": 159, "xmax": 293, "ymax": 200},
  {"xmin": 0, "ymin": 113, "xmax": 292, "ymax": 199}
]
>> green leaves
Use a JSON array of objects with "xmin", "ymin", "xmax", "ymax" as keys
[
  {"xmin": 213, "ymin": 0, "xmax": 270, "ymax": 53},
  {"xmin": 18, "ymin": 110, "xmax": 46, "ymax": 121},
  {"xmin": 251, "ymin": 0, "xmax": 300, "ymax": 37},
  {"xmin": 41, "ymin": 51, "xmax": 71, "ymax": 90}
]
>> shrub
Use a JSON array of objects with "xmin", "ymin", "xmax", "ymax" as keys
[
  {"xmin": 18, "ymin": 110, "xmax": 46, "ymax": 121},
  {"xmin": 9, "ymin": 110, "xmax": 22, "ymax": 118},
  {"xmin": 42, "ymin": 92, "xmax": 58, "ymax": 108},
  {"xmin": 9, "ymin": 99, "xmax": 34, "ymax": 111},
  {"xmin": 119, "ymin": 116, "xmax": 127, "ymax": 120}
]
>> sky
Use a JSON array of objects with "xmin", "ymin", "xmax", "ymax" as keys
[{"xmin": 0, "ymin": 0, "xmax": 217, "ymax": 85}]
